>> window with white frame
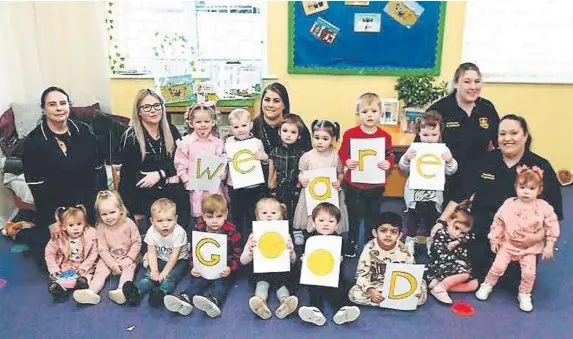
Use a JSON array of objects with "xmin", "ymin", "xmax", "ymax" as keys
[{"xmin": 105, "ymin": 0, "xmax": 265, "ymax": 76}]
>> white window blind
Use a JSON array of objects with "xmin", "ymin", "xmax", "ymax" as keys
[
  {"xmin": 461, "ymin": 0, "xmax": 573, "ymax": 84},
  {"xmin": 106, "ymin": 0, "xmax": 264, "ymax": 75}
]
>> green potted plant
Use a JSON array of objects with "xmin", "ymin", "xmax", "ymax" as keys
[{"xmin": 394, "ymin": 75, "xmax": 448, "ymax": 132}]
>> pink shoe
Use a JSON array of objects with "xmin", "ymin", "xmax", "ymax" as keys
[{"xmin": 430, "ymin": 284, "xmax": 453, "ymax": 304}]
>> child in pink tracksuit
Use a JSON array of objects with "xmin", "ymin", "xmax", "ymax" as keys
[
  {"xmin": 174, "ymin": 102, "xmax": 227, "ymax": 226},
  {"xmin": 475, "ymin": 165, "xmax": 560, "ymax": 312},
  {"xmin": 73, "ymin": 190, "xmax": 142, "ymax": 305},
  {"xmin": 45, "ymin": 205, "xmax": 98, "ymax": 302}
]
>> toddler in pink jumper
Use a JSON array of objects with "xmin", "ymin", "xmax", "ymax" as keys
[
  {"xmin": 475, "ymin": 165, "xmax": 560, "ymax": 312},
  {"xmin": 73, "ymin": 190, "xmax": 142, "ymax": 305}
]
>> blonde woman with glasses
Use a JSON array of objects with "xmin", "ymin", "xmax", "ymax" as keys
[{"xmin": 117, "ymin": 89, "xmax": 191, "ymax": 232}]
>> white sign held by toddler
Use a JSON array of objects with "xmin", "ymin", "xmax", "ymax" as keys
[
  {"xmin": 379, "ymin": 263, "xmax": 425, "ymax": 311},
  {"xmin": 191, "ymin": 231, "xmax": 227, "ymax": 280}
]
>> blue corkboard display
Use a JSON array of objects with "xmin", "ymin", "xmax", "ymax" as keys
[{"xmin": 288, "ymin": 1, "xmax": 447, "ymax": 76}]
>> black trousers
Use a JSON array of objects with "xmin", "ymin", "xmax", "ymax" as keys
[
  {"xmin": 306, "ymin": 265, "xmax": 350, "ymax": 311},
  {"xmin": 183, "ymin": 276, "xmax": 234, "ymax": 307},
  {"xmin": 344, "ymin": 184, "xmax": 384, "ymax": 245},
  {"xmin": 228, "ymin": 184, "xmax": 268, "ymax": 237},
  {"xmin": 406, "ymin": 201, "xmax": 439, "ymax": 237}
]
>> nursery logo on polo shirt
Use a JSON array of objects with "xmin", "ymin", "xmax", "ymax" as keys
[
  {"xmin": 479, "ymin": 117, "xmax": 489, "ymax": 129},
  {"xmin": 481, "ymin": 172, "xmax": 495, "ymax": 180}
]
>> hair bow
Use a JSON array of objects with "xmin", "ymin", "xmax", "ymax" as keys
[{"xmin": 516, "ymin": 165, "xmax": 544, "ymax": 178}]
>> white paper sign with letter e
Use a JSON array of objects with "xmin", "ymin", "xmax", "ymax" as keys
[
  {"xmin": 350, "ymin": 138, "xmax": 386, "ymax": 184},
  {"xmin": 379, "ymin": 263, "xmax": 425, "ymax": 311},
  {"xmin": 225, "ymin": 139, "xmax": 264, "ymax": 189},
  {"xmin": 253, "ymin": 220, "xmax": 290, "ymax": 273},
  {"xmin": 187, "ymin": 155, "xmax": 228, "ymax": 193},
  {"xmin": 191, "ymin": 231, "xmax": 227, "ymax": 280},
  {"xmin": 300, "ymin": 235, "xmax": 342, "ymax": 288},
  {"xmin": 304, "ymin": 167, "xmax": 339, "ymax": 216},
  {"xmin": 408, "ymin": 143, "xmax": 446, "ymax": 191}
]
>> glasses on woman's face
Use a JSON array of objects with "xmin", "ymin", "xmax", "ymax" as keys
[{"xmin": 139, "ymin": 103, "xmax": 162, "ymax": 113}]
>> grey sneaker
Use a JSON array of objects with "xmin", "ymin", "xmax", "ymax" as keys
[
  {"xmin": 193, "ymin": 295, "xmax": 221, "ymax": 318},
  {"xmin": 293, "ymin": 231, "xmax": 305, "ymax": 246},
  {"xmin": 164, "ymin": 293, "xmax": 193, "ymax": 316},
  {"xmin": 333, "ymin": 306, "xmax": 360, "ymax": 325}
]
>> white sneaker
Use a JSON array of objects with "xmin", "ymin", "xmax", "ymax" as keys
[
  {"xmin": 293, "ymin": 231, "xmax": 305, "ymax": 246},
  {"xmin": 298, "ymin": 306, "xmax": 326, "ymax": 326},
  {"xmin": 517, "ymin": 293, "xmax": 533, "ymax": 312},
  {"xmin": 193, "ymin": 295, "xmax": 221, "ymax": 318},
  {"xmin": 405, "ymin": 236, "xmax": 416, "ymax": 255},
  {"xmin": 475, "ymin": 283, "xmax": 493, "ymax": 301},
  {"xmin": 164, "ymin": 294, "xmax": 193, "ymax": 316},
  {"xmin": 333, "ymin": 306, "xmax": 360, "ymax": 325},
  {"xmin": 426, "ymin": 238, "xmax": 432, "ymax": 256},
  {"xmin": 73, "ymin": 289, "xmax": 101, "ymax": 305},
  {"xmin": 108, "ymin": 289, "xmax": 126, "ymax": 305},
  {"xmin": 249, "ymin": 296, "xmax": 272, "ymax": 320}
]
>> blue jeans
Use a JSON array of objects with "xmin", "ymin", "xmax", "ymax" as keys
[
  {"xmin": 136, "ymin": 259, "xmax": 189, "ymax": 295},
  {"xmin": 183, "ymin": 276, "xmax": 234, "ymax": 307}
]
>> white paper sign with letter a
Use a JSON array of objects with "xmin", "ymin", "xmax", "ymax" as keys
[
  {"xmin": 379, "ymin": 263, "xmax": 425, "ymax": 311},
  {"xmin": 304, "ymin": 167, "xmax": 339, "ymax": 216},
  {"xmin": 191, "ymin": 231, "xmax": 227, "ymax": 280},
  {"xmin": 350, "ymin": 138, "xmax": 386, "ymax": 184},
  {"xmin": 408, "ymin": 143, "xmax": 446, "ymax": 191},
  {"xmin": 252, "ymin": 220, "xmax": 290, "ymax": 273},
  {"xmin": 225, "ymin": 139, "xmax": 265, "ymax": 189},
  {"xmin": 300, "ymin": 235, "xmax": 342, "ymax": 288},
  {"xmin": 187, "ymin": 155, "xmax": 227, "ymax": 193}
]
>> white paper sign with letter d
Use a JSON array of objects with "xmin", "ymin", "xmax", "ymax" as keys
[{"xmin": 379, "ymin": 263, "xmax": 425, "ymax": 311}]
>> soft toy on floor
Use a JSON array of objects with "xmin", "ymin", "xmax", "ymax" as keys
[{"xmin": 1, "ymin": 221, "xmax": 35, "ymax": 239}]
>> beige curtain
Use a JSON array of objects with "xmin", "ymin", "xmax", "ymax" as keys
[{"xmin": 0, "ymin": 1, "xmax": 111, "ymax": 112}]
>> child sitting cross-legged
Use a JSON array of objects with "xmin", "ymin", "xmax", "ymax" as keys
[
  {"xmin": 122, "ymin": 198, "xmax": 189, "ymax": 308},
  {"xmin": 348, "ymin": 212, "xmax": 427, "ymax": 307},
  {"xmin": 163, "ymin": 194, "xmax": 242, "ymax": 318}
]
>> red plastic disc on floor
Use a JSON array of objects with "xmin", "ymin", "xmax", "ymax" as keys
[{"xmin": 452, "ymin": 301, "xmax": 475, "ymax": 317}]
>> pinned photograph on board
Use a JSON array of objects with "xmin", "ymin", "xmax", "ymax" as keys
[
  {"xmin": 310, "ymin": 17, "xmax": 340, "ymax": 45},
  {"xmin": 380, "ymin": 98, "xmax": 399, "ymax": 125},
  {"xmin": 302, "ymin": 1, "xmax": 329, "ymax": 16},
  {"xmin": 354, "ymin": 13, "xmax": 381, "ymax": 33},
  {"xmin": 384, "ymin": 1, "xmax": 425, "ymax": 28},
  {"xmin": 345, "ymin": 1, "xmax": 370, "ymax": 5}
]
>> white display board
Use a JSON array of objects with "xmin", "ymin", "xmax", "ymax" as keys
[{"xmin": 461, "ymin": 0, "xmax": 573, "ymax": 84}]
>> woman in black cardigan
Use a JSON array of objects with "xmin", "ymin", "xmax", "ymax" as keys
[
  {"xmin": 118, "ymin": 88, "xmax": 190, "ymax": 231},
  {"xmin": 20, "ymin": 86, "xmax": 103, "ymax": 270}
]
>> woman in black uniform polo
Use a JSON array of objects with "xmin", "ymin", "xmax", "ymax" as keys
[
  {"xmin": 427, "ymin": 63, "xmax": 500, "ymax": 205},
  {"xmin": 433, "ymin": 114, "xmax": 563, "ymax": 291}
]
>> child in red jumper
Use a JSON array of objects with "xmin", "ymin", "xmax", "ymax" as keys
[
  {"xmin": 163, "ymin": 194, "xmax": 242, "ymax": 318},
  {"xmin": 338, "ymin": 92, "xmax": 394, "ymax": 257}
]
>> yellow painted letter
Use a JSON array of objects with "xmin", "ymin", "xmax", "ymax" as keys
[
  {"xmin": 388, "ymin": 271, "xmax": 417, "ymax": 299},
  {"xmin": 358, "ymin": 149, "xmax": 377, "ymax": 171},
  {"xmin": 416, "ymin": 153, "xmax": 441, "ymax": 179},
  {"xmin": 308, "ymin": 176, "xmax": 331, "ymax": 200},
  {"xmin": 196, "ymin": 158, "xmax": 225, "ymax": 180},
  {"xmin": 195, "ymin": 238, "xmax": 221, "ymax": 266},
  {"xmin": 232, "ymin": 149, "xmax": 256, "ymax": 175}
]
